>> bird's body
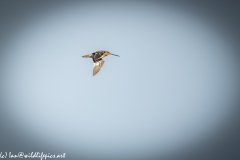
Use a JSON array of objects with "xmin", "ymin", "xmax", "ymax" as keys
[{"xmin": 82, "ymin": 50, "xmax": 119, "ymax": 76}]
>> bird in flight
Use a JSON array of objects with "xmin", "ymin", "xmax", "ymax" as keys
[{"xmin": 82, "ymin": 50, "xmax": 119, "ymax": 76}]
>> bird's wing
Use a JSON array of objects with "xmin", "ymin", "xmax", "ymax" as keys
[{"xmin": 93, "ymin": 59, "xmax": 105, "ymax": 76}]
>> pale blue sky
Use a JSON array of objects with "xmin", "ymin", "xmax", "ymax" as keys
[{"xmin": 1, "ymin": 1, "xmax": 239, "ymax": 159}]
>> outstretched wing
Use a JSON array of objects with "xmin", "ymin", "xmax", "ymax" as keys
[{"xmin": 93, "ymin": 59, "xmax": 105, "ymax": 76}]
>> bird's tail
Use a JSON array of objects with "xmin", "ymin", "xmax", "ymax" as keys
[{"xmin": 82, "ymin": 54, "xmax": 92, "ymax": 58}]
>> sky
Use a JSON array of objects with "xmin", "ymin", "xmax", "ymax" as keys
[{"xmin": 0, "ymin": 1, "xmax": 240, "ymax": 160}]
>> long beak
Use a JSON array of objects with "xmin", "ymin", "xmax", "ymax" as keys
[{"xmin": 110, "ymin": 53, "xmax": 120, "ymax": 57}]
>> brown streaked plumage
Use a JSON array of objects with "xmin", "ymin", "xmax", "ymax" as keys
[{"xmin": 82, "ymin": 50, "xmax": 119, "ymax": 76}]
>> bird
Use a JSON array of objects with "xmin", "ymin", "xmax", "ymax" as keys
[{"xmin": 82, "ymin": 50, "xmax": 119, "ymax": 76}]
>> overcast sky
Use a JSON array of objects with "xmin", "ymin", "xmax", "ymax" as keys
[{"xmin": 0, "ymin": 1, "xmax": 240, "ymax": 160}]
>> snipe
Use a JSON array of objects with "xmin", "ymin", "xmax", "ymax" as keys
[{"xmin": 82, "ymin": 50, "xmax": 119, "ymax": 76}]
